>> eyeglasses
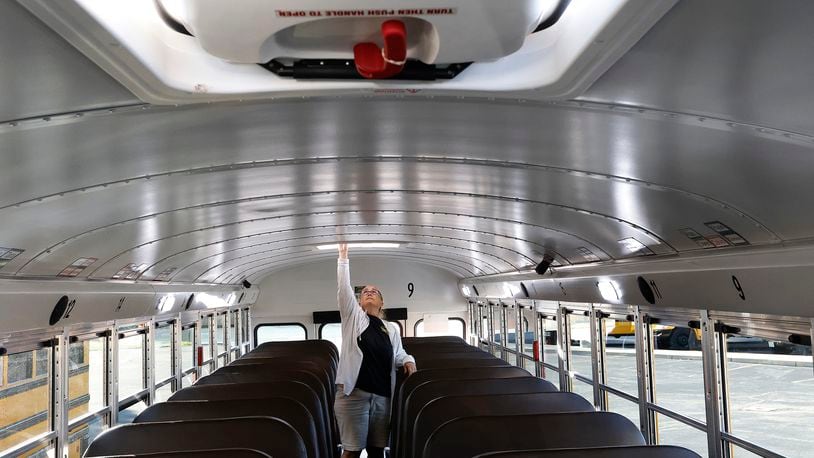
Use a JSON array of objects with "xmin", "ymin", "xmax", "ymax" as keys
[{"xmin": 361, "ymin": 289, "xmax": 381, "ymax": 296}]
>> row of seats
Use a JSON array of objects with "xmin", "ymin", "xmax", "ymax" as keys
[
  {"xmin": 84, "ymin": 340, "xmax": 339, "ymax": 458},
  {"xmin": 394, "ymin": 336, "xmax": 701, "ymax": 458}
]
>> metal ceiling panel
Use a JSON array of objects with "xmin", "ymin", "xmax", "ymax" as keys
[
  {"xmin": 0, "ymin": 1, "xmax": 138, "ymax": 123},
  {"xmin": 580, "ymin": 0, "xmax": 814, "ymax": 136},
  {"xmin": 2, "ymin": 0, "xmax": 814, "ymax": 295}
]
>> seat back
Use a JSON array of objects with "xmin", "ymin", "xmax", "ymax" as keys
[
  {"xmin": 229, "ymin": 356, "xmax": 333, "ymax": 390},
  {"xmin": 472, "ymin": 445, "xmax": 702, "ymax": 458},
  {"xmin": 200, "ymin": 370, "xmax": 334, "ymax": 455},
  {"xmin": 423, "ymin": 412, "xmax": 646, "ymax": 458},
  {"xmin": 253, "ymin": 340, "xmax": 338, "ymax": 362},
  {"xmin": 400, "ymin": 377, "xmax": 557, "ymax": 458},
  {"xmin": 110, "ymin": 449, "xmax": 271, "ymax": 457},
  {"xmin": 84, "ymin": 417, "xmax": 306, "ymax": 458},
  {"xmin": 392, "ymin": 366, "xmax": 527, "ymax": 456},
  {"xmin": 415, "ymin": 358, "xmax": 509, "ymax": 370},
  {"xmin": 168, "ymin": 382, "xmax": 330, "ymax": 458},
  {"xmin": 133, "ymin": 399, "xmax": 320, "ymax": 458},
  {"xmin": 241, "ymin": 350, "xmax": 336, "ymax": 378},
  {"xmin": 410, "ymin": 392, "xmax": 594, "ymax": 458}
]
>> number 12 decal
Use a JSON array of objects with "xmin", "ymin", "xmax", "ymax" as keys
[{"xmin": 732, "ymin": 276, "xmax": 746, "ymax": 300}]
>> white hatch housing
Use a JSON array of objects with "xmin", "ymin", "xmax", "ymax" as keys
[
  {"xmin": 169, "ymin": 0, "xmax": 552, "ymax": 65},
  {"xmin": 20, "ymin": 0, "xmax": 678, "ymax": 104}
]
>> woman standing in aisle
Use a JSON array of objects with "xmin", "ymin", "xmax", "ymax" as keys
[{"xmin": 334, "ymin": 243, "xmax": 417, "ymax": 458}]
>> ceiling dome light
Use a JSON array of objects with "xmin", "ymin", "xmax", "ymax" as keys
[
  {"xmin": 597, "ymin": 281, "xmax": 620, "ymax": 302},
  {"xmin": 503, "ymin": 282, "xmax": 518, "ymax": 298},
  {"xmin": 461, "ymin": 285, "xmax": 472, "ymax": 296}
]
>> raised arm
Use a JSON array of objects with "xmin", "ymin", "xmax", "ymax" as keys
[{"xmin": 337, "ymin": 243, "xmax": 367, "ymax": 326}]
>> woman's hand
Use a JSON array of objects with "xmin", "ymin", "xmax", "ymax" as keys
[
  {"xmin": 338, "ymin": 243, "xmax": 348, "ymax": 260},
  {"xmin": 403, "ymin": 362, "xmax": 417, "ymax": 376}
]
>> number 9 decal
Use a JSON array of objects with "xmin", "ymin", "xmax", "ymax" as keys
[{"xmin": 407, "ymin": 282, "xmax": 414, "ymax": 298}]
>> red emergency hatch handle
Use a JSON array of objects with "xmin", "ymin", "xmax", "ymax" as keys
[{"xmin": 354, "ymin": 20, "xmax": 407, "ymax": 79}]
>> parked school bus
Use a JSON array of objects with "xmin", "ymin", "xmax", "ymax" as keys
[{"xmin": 1, "ymin": 343, "xmax": 90, "ymax": 457}]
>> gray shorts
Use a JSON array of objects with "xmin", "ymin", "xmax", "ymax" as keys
[{"xmin": 334, "ymin": 385, "xmax": 391, "ymax": 451}]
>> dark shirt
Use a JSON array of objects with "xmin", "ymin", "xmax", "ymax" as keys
[{"xmin": 355, "ymin": 314, "xmax": 394, "ymax": 397}]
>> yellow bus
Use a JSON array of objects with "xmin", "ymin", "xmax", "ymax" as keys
[{"xmin": 0, "ymin": 343, "xmax": 90, "ymax": 457}]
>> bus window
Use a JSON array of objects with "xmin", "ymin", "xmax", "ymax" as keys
[
  {"xmin": 68, "ymin": 338, "xmax": 105, "ymax": 421},
  {"xmin": 490, "ymin": 304, "xmax": 502, "ymax": 356},
  {"xmin": 180, "ymin": 325, "xmax": 195, "ymax": 373},
  {"xmin": 155, "ymin": 383, "xmax": 173, "ymax": 403},
  {"xmin": 520, "ymin": 307, "xmax": 536, "ymax": 374},
  {"xmin": 0, "ymin": 349, "xmax": 50, "ymax": 454},
  {"xmin": 69, "ymin": 413, "xmax": 107, "ymax": 458},
  {"xmin": 118, "ymin": 400, "xmax": 147, "ymax": 425},
  {"xmin": 652, "ymin": 322, "xmax": 706, "ymax": 455},
  {"xmin": 154, "ymin": 324, "xmax": 173, "ymax": 385},
  {"xmin": 540, "ymin": 315, "xmax": 560, "ymax": 389},
  {"xmin": 200, "ymin": 316, "xmax": 212, "ymax": 367},
  {"xmin": 230, "ymin": 311, "xmax": 239, "ymax": 349},
  {"xmin": 414, "ymin": 318, "xmax": 465, "ymax": 339},
  {"xmin": 319, "ymin": 323, "xmax": 343, "ymax": 355},
  {"xmin": 724, "ymin": 333, "xmax": 812, "ymax": 457},
  {"xmin": 255, "ymin": 323, "xmax": 307, "ymax": 345},
  {"xmin": 658, "ymin": 414, "xmax": 708, "ymax": 458},
  {"xmin": 505, "ymin": 306, "xmax": 518, "ymax": 366},
  {"xmin": 568, "ymin": 312, "xmax": 594, "ymax": 403},
  {"xmin": 602, "ymin": 316, "xmax": 640, "ymax": 427},
  {"xmin": 215, "ymin": 314, "xmax": 226, "ymax": 359},
  {"xmin": 118, "ymin": 333, "xmax": 145, "ymax": 400}
]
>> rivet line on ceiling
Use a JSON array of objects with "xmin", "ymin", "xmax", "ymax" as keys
[
  {"xmin": 1, "ymin": 156, "xmax": 776, "ymax": 239},
  {"xmin": 17, "ymin": 192, "xmax": 623, "ymax": 275}
]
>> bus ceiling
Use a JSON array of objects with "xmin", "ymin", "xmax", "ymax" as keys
[{"xmin": 19, "ymin": 0, "xmax": 677, "ymax": 103}]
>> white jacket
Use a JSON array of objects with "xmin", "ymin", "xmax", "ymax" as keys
[{"xmin": 336, "ymin": 258, "xmax": 415, "ymax": 397}]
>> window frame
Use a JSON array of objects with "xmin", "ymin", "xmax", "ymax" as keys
[
  {"xmin": 254, "ymin": 322, "xmax": 308, "ymax": 346},
  {"xmin": 413, "ymin": 317, "xmax": 467, "ymax": 339}
]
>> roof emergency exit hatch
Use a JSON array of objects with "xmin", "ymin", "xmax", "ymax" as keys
[{"xmin": 20, "ymin": 0, "xmax": 678, "ymax": 103}]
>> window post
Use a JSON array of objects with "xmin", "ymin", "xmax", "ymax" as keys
[
  {"xmin": 634, "ymin": 306, "xmax": 657, "ymax": 444},
  {"xmin": 590, "ymin": 305, "xmax": 608, "ymax": 410},
  {"xmin": 107, "ymin": 326, "xmax": 119, "ymax": 425},
  {"xmin": 145, "ymin": 320, "xmax": 155, "ymax": 405},
  {"xmin": 53, "ymin": 333, "xmax": 68, "ymax": 458},
  {"xmin": 700, "ymin": 309, "xmax": 724, "ymax": 458},
  {"xmin": 557, "ymin": 304, "xmax": 572, "ymax": 392},
  {"xmin": 173, "ymin": 318, "xmax": 182, "ymax": 392}
]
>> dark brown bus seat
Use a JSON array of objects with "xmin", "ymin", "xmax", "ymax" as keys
[
  {"xmin": 472, "ymin": 445, "xmax": 702, "ymax": 457},
  {"xmin": 422, "ymin": 412, "xmax": 646, "ymax": 458},
  {"xmin": 392, "ymin": 366, "xmax": 528, "ymax": 455},
  {"xmin": 168, "ymin": 382, "xmax": 331, "ymax": 458},
  {"xmin": 399, "ymin": 377, "xmax": 557, "ymax": 458},
  {"xmin": 416, "ymin": 358, "xmax": 510, "ymax": 370},
  {"xmin": 84, "ymin": 417, "xmax": 306, "ymax": 458},
  {"xmin": 254, "ymin": 340, "xmax": 339, "ymax": 362},
  {"xmin": 200, "ymin": 369, "xmax": 335, "ymax": 453},
  {"xmin": 103, "ymin": 448, "xmax": 271, "ymax": 457},
  {"xmin": 409, "ymin": 392, "xmax": 594, "ymax": 458},
  {"xmin": 133, "ymin": 398, "xmax": 320, "ymax": 458},
  {"xmin": 229, "ymin": 357, "xmax": 333, "ymax": 392}
]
